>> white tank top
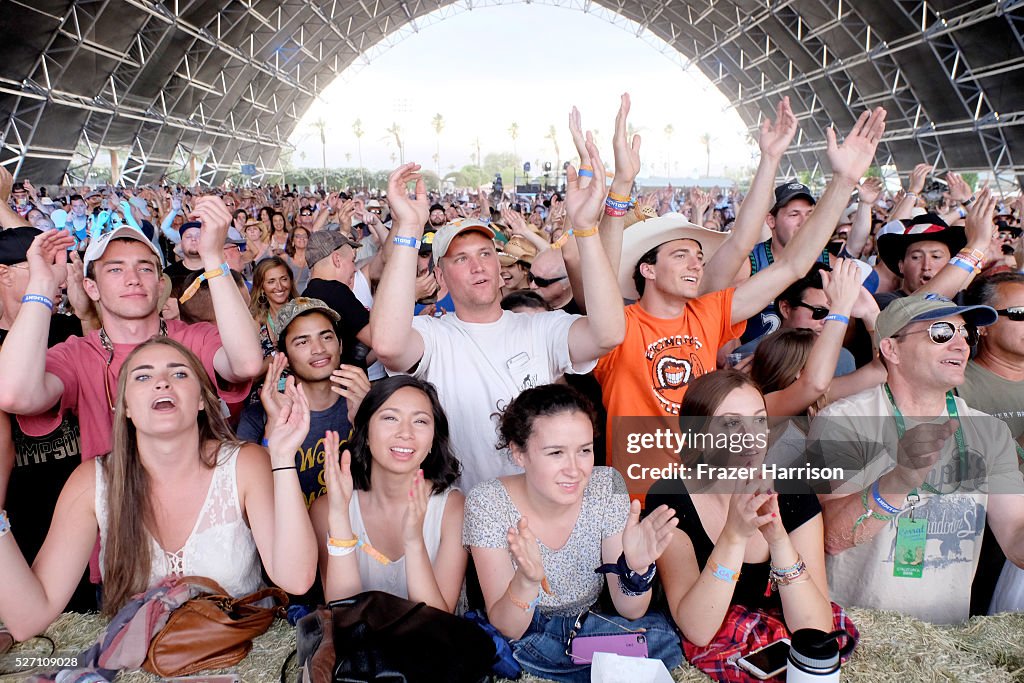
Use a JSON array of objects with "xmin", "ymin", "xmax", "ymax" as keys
[
  {"xmin": 348, "ymin": 488, "xmax": 451, "ymax": 599},
  {"xmin": 95, "ymin": 444, "xmax": 263, "ymax": 597}
]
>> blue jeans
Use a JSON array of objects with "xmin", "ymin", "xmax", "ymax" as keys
[{"xmin": 512, "ymin": 608, "xmax": 682, "ymax": 683}]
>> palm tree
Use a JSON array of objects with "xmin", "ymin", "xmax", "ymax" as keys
[
  {"xmin": 699, "ymin": 132, "xmax": 712, "ymax": 177},
  {"xmin": 352, "ymin": 119, "xmax": 365, "ymax": 187},
  {"xmin": 432, "ymin": 114, "xmax": 445, "ymax": 184},
  {"xmin": 545, "ymin": 125, "xmax": 560, "ymax": 187},
  {"xmin": 344, "ymin": 152, "xmax": 351, "ymax": 164},
  {"xmin": 387, "ymin": 123, "xmax": 404, "ymax": 165},
  {"xmin": 311, "ymin": 118, "xmax": 329, "ymax": 189},
  {"xmin": 509, "ymin": 122, "xmax": 519, "ymax": 187},
  {"xmin": 664, "ymin": 124, "xmax": 674, "ymax": 177}
]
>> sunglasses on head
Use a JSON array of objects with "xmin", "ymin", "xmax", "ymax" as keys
[
  {"xmin": 529, "ymin": 273, "xmax": 567, "ymax": 287},
  {"xmin": 996, "ymin": 307, "xmax": 1024, "ymax": 322},
  {"xmin": 794, "ymin": 301, "xmax": 830, "ymax": 320},
  {"xmin": 893, "ymin": 320, "xmax": 979, "ymax": 346}
]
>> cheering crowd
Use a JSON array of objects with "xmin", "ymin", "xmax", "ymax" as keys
[{"xmin": 1, "ymin": 93, "xmax": 1024, "ymax": 681}]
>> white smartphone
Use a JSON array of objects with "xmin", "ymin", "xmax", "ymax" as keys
[{"xmin": 736, "ymin": 638, "xmax": 790, "ymax": 679}]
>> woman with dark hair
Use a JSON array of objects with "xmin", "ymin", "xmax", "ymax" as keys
[
  {"xmin": 0, "ymin": 337, "xmax": 317, "ymax": 640},
  {"xmin": 231, "ymin": 208, "xmax": 249, "ymax": 238},
  {"xmin": 465, "ymin": 383, "xmax": 681, "ymax": 682},
  {"xmin": 310, "ymin": 376, "xmax": 466, "ymax": 612},
  {"xmin": 258, "ymin": 206, "xmax": 273, "ymax": 228},
  {"xmin": 284, "ymin": 225, "xmax": 311, "ymax": 292},
  {"xmin": 647, "ymin": 370, "xmax": 855, "ymax": 681},
  {"xmin": 269, "ymin": 211, "xmax": 289, "ymax": 255}
]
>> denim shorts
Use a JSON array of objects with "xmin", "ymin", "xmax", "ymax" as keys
[{"xmin": 512, "ymin": 607, "xmax": 682, "ymax": 683}]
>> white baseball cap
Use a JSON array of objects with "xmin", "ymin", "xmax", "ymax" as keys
[{"xmin": 84, "ymin": 226, "xmax": 164, "ymax": 275}]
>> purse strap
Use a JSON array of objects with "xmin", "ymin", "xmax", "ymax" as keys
[{"xmin": 176, "ymin": 575, "xmax": 231, "ymax": 597}]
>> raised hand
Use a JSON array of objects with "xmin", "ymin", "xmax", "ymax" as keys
[
  {"xmin": 965, "ymin": 186, "xmax": 997, "ymax": 249},
  {"xmin": 568, "ymin": 106, "xmax": 591, "ymax": 170},
  {"xmin": 414, "ymin": 270, "xmax": 439, "ymax": 301},
  {"xmin": 621, "ymin": 500, "xmax": 677, "ymax": 572},
  {"xmin": 402, "ymin": 470, "xmax": 430, "ymax": 548},
  {"xmin": 27, "ymin": 230, "xmax": 74, "ymax": 289},
  {"xmin": 825, "ymin": 107, "xmax": 887, "ymax": 183},
  {"xmin": 507, "ymin": 517, "xmax": 546, "ymax": 583},
  {"xmin": 758, "ymin": 96, "xmax": 798, "ymax": 160},
  {"xmin": 820, "ymin": 257, "xmax": 861, "ymax": 314},
  {"xmin": 266, "ymin": 380, "xmax": 311, "ymax": 469},
  {"xmin": 0, "ymin": 165, "xmax": 13, "ymax": 202},
  {"xmin": 259, "ymin": 353, "xmax": 294, "ymax": 432},
  {"xmin": 330, "ymin": 364, "xmax": 371, "ymax": 424},
  {"xmin": 500, "ymin": 205, "xmax": 529, "ymax": 237},
  {"xmin": 387, "ymin": 163, "xmax": 429, "ymax": 229},
  {"xmin": 564, "ymin": 136, "xmax": 608, "ymax": 230},
  {"xmin": 65, "ymin": 250, "xmax": 95, "ymax": 321},
  {"xmin": 611, "ymin": 93, "xmax": 642, "ymax": 183},
  {"xmin": 945, "ymin": 171, "xmax": 973, "ymax": 204},
  {"xmin": 857, "ymin": 176, "xmax": 884, "ymax": 205},
  {"xmin": 323, "ymin": 430, "xmax": 355, "ymax": 531},
  {"xmin": 189, "ymin": 195, "xmax": 232, "ymax": 266},
  {"xmin": 908, "ymin": 163, "xmax": 933, "ymax": 195}
]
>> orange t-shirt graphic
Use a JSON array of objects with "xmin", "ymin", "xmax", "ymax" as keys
[{"xmin": 595, "ymin": 289, "xmax": 745, "ymax": 470}]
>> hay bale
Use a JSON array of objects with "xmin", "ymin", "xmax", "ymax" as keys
[{"xmin": 6, "ymin": 608, "xmax": 1024, "ymax": 683}]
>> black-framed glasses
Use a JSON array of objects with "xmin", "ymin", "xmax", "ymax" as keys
[
  {"xmin": 996, "ymin": 307, "xmax": 1024, "ymax": 322},
  {"xmin": 893, "ymin": 321, "xmax": 979, "ymax": 346},
  {"xmin": 529, "ymin": 273, "xmax": 567, "ymax": 287},
  {"xmin": 794, "ymin": 301, "xmax": 830, "ymax": 320}
]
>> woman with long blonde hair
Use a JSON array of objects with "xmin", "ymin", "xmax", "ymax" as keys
[{"xmin": 0, "ymin": 337, "xmax": 316, "ymax": 639}]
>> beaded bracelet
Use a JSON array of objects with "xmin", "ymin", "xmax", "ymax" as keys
[{"xmin": 852, "ymin": 488, "xmax": 893, "ymax": 541}]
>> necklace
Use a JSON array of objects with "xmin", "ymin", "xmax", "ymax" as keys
[
  {"xmin": 99, "ymin": 320, "xmax": 168, "ymax": 412},
  {"xmin": 883, "ymin": 383, "xmax": 968, "ymax": 496}
]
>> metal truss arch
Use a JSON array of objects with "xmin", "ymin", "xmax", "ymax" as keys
[{"xmin": 1, "ymin": 0, "xmax": 1021, "ymax": 187}]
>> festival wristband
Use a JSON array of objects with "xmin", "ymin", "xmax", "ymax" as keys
[
  {"xmin": 573, "ymin": 225, "xmax": 599, "ymax": 239},
  {"xmin": 326, "ymin": 535, "xmax": 359, "ymax": 557},
  {"xmin": 607, "ymin": 191, "xmax": 632, "ymax": 203},
  {"xmin": 21, "ymin": 293, "xmax": 54, "ymax": 311},
  {"xmin": 179, "ymin": 263, "xmax": 230, "ymax": 304},
  {"xmin": 577, "ymin": 169, "xmax": 594, "ymax": 179},
  {"xmin": 392, "ymin": 235, "xmax": 421, "ymax": 250},
  {"xmin": 871, "ymin": 480, "xmax": 903, "ymax": 515},
  {"xmin": 709, "ymin": 561, "xmax": 740, "ymax": 583},
  {"xmin": 0, "ymin": 510, "xmax": 9, "ymax": 537},
  {"xmin": 824, "ymin": 313, "xmax": 850, "ymax": 325},
  {"xmin": 260, "ymin": 438, "xmax": 269, "ymax": 447},
  {"xmin": 509, "ymin": 587, "xmax": 543, "ymax": 611}
]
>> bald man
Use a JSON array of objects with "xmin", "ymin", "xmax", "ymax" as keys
[{"xmin": 530, "ymin": 248, "xmax": 579, "ymax": 313}]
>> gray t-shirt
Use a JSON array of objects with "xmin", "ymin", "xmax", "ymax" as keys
[{"xmin": 463, "ymin": 467, "xmax": 630, "ymax": 617}]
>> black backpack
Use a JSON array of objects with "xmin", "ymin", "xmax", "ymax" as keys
[{"xmin": 295, "ymin": 591, "xmax": 497, "ymax": 683}]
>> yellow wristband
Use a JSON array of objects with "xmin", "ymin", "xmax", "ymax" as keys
[
  {"xmin": 327, "ymin": 535, "xmax": 359, "ymax": 548},
  {"xmin": 573, "ymin": 225, "xmax": 599, "ymax": 238},
  {"xmin": 607, "ymin": 191, "xmax": 631, "ymax": 203},
  {"xmin": 179, "ymin": 263, "xmax": 230, "ymax": 303}
]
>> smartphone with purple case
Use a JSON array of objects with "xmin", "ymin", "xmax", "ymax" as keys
[{"xmin": 569, "ymin": 633, "xmax": 648, "ymax": 663}]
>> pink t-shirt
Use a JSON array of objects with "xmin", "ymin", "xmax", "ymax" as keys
[{"xmin": 19, "ymin": 319, "xmax": 250, "ymax": 460}]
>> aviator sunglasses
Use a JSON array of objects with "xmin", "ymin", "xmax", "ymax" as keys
[
  {"xmin": 892, "ymin": 320, "xmax": 979, "ymax": 346},
  {"xmin": 794, "ymin": 301, "xmax": 830, "ymax": 320}
]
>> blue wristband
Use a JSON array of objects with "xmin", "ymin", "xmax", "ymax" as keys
[
  {"xmin": 392, "ymin": 235, "xmax": 420, "ymax": 249},
  {"xmin": 21, "ymin": 294, "xmax": 54, "ymax": 311},
  {"xmin": 260, "ymin": 438, "xmax": 269, "ymax": 447},
  {"xmin": 577, "ymin": 169, "xmax": 595, "ymax": 178},
  {"xmin": 871, "ymin": 480, "xmax": 902, "ymax": 515},
  {"xmin": 949, "ymin": 257, "xmax": 976, "ymax": 274},
  {"xmin": 824, "ymin": 313, "xmax": 850, "ymax": 325}
]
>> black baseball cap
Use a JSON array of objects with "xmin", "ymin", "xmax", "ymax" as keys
[
  {"xmin": 771, "ymin": 182, "xmax": 816, "ymax": 214},
  {"xmin": 0, "ymin": 226, "xmax": 42, "ymax": 265}
]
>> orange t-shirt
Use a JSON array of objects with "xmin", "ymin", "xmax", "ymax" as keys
[{"xmin": 595, "ymin": 289, "xmax": 745, "ymax": 469}]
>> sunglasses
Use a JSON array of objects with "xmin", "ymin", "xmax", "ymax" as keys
[
  {"xmin": 893, "ymin": 320, "xmax": 979, "ymax": 346},
  {"xmin": 225, "ymin": 202, "xmax": 236, "ymax": 207},
  {"xmin": 996, "ymin": 307, "xmax": 1024, "ymax": 322},
  {"xmin": 794, "ymin": 301, "xmax": 830, "ymax": 320},
  {"xmin": 300, "ymin": 211, "xmax": 313, "ymax": 217},
  {"xmin": 528, "ymin": 273, "xmax": 567, "ymax": 287}
]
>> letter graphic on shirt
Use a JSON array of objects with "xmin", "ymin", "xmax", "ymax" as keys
[{"xmin": 646, "ymin": 336, "xmax": 707, "ymax": 415}]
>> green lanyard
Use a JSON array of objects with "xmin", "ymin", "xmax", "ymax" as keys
[
  {"xmin": 762, "ymin": 238, "xmax": 831, "ymax": 268},
  {"xmin": 883, "ymin": 384, "xmax": 968, "ymax": 495}
]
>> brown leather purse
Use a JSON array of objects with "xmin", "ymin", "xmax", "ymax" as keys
[{"xmin": 144, "ymin": 576, "xmax": 289, "ymax": 677}]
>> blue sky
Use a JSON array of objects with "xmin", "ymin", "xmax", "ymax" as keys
[{"xmin": 290, "ymin": 3, "xmax": 757, "ymax": 179}]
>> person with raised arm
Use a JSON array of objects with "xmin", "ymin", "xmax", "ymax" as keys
[
  {"xmin": 0, "ymin": 337, "xmax": 316, "ymax": 641},
  {"xmin": 0, "ymin": 195, "xmax": 263, "ymax": 465},
  {"xmin": 369, "ymin": 136, "xmax": 624, "ymax": 492},
  {"xmin": 594, "ymin": 108, "xmax": 887, "ymax": 466}
]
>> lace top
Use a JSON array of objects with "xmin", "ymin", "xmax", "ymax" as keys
[
  {"xmin": 95, "ymin": 443, "xmax": 263, "ymax": 597},
  {"xmin": 349, "ymin": 488, "xmax": 452, "ymax": 599}
]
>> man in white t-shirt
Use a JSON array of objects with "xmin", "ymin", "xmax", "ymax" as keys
[
  {"xmin": 810, "ymin": 293, "xmax": 1024, "ymax": 623},
  {"xmin": 371, "ymin": 157, "xmax": 624, "ymax": 491}
]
